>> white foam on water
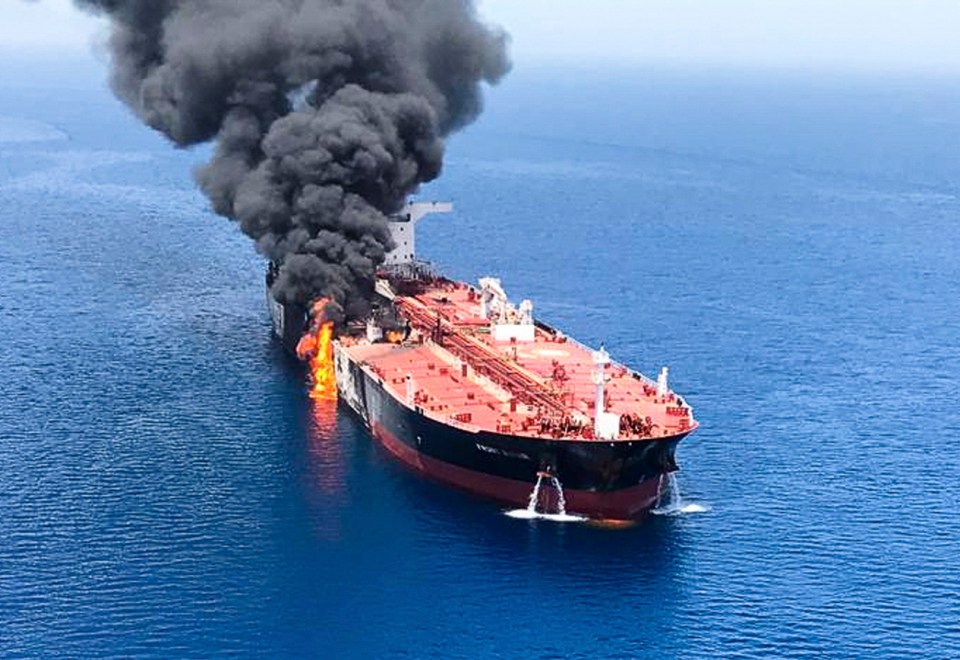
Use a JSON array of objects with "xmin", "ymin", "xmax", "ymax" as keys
[
  {"xmin": 507, "ymin": 472, "xmax": 706, "ymax": 522},
  {"xmin": 653, "ymin": 502, "xmax": 710, "ymax": 516},
  {"xmin": 504, "ymin": 509, "xmax": 587, "ymax": 523},
  {"xmin": 540, "ymin": 512, "xmax": 588, "ymax": 523},
  {"xmin": 504, "ymin": 508, "xmax": 539, "ymax": 520},
  {"xmin": 652, "ymin": 473, "xmax": 709, "ymax": 516}
]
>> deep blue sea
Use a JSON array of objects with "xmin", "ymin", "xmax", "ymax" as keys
[{"xmin": 2, "ymin": 60, "xmax": 959, "ymax": 657}]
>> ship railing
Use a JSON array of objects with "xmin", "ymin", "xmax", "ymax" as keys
[
  {"xmin": 441, "ymin": 413, "xmax": 481, "ymax": 434},
  {"xmin": 549, "ymin": 330, "xmax": 659, "ymax": 388},
  {"xmin": 380, "ymin": 259, "xmax": 441, "ymax": 282},
  {"xmin": 360, "ymin": 358, "xmax": 486, "ymax": 434}
]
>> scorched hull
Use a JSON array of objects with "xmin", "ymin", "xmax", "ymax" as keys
[
  {"xmin": 335, "ymin": 349, "xmax": 690, "ymax": 519},
  {"xmin": 265, "ymin": 268, "xmax": 308, "ymax": 355}
]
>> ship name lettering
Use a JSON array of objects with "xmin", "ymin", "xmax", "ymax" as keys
[{"xmin": 476, "ymin": 444, "xmax": 530, "ymax": 460}]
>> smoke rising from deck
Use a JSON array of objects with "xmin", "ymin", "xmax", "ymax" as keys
[{"xmin": 70, "ymin": 0, "xmax": 509, "ymax": 317}]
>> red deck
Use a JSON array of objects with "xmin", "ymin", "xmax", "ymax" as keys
[{"xmin": 341, "ymin": 279, "xmax": 696, "ymax": 441}]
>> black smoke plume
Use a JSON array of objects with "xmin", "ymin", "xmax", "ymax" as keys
[{"xmin": 71, "ymin": 0, "xmax": 509, "ymax": 317}]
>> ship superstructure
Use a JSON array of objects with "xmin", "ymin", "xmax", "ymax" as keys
[{"xmin": 269, "ymin": 203, "xmax": 697, "ymax": 519}]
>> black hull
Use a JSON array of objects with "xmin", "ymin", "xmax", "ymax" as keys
[
  {"xmin": 265, "ymin": 270, "xmax": 308, "ymax": 355},
  {"xmin": 268, "ymin": 274, "xmax": 689, "ymax": 518},
  {"xmin": 336, "ymin": 351, "xmax": 688, "ymax": 518}
]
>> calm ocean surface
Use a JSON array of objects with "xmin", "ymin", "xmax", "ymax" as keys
[{"xmin": 1, "ymin": 62, "xmax": 959, "ymax": 657}]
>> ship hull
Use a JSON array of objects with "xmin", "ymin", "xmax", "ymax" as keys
[
  {"xmin": 267, "ymin": 276, "xmax": 692, "ymax": 520},
  {"xmin": 334, "ymin": 346, "xmax": 689, "ymax": 520},
  {"xmin": 265, "ymin": 270, "xmax": 309, "ymax": 355}
]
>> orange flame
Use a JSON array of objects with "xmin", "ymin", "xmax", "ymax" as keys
[
  {"xmin": 296, "ymin": 299, "xmax": 338, "ymax": 401},
  {"xmin": 385, "ymin": 329, "xmax": 404, "ymax": 344}
]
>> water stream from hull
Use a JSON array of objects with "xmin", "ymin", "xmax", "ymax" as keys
[
  {"xmin": 505, "ymin": 473, "xmax": 585, "ymax": 522},
  {"xmin": 652, "ymin": 473, "xmax": 708, "ymax": 516}
]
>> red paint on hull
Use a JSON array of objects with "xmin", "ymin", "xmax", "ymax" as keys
[{"xmin": 371, "ymin": 422, "xmax": 664, "ymax": 520}]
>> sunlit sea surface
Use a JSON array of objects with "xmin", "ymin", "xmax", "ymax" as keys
[{"xmin": 2, "ymin": 63, "xmax": 959, "ymax": 657}]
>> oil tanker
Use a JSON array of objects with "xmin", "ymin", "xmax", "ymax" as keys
[{"xmin": 268, "ymin": 203, "xmax": 697, "ymax": 520}]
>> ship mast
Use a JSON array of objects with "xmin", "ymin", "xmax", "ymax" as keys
[{"xmin": 592, "ymin": 345, "xmax": 613, "ymax": 438}]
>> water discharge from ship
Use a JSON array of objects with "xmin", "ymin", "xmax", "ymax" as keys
[
  {"xmin": 505, "ymin": 472, "xmax": 586, "ymax": 523},
  {"xmin": 652, "ymin": 473, "xmax": 708, "ymax": 516},
  {"xmin": 296, "ymin": 299, "xmax": 337, "ymax": 401}
]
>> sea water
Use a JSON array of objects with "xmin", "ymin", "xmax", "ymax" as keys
[{"xmin": 2, "ymin": 62, "xmax": 959, "ymax": 657}]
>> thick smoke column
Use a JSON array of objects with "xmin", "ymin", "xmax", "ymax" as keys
[{"xmin": 72, "ymin": 0, "xmax": 509, "ymax": 317}]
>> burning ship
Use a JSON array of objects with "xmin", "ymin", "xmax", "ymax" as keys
[{"xmin": 268, "ymin": 203, "xmax": 698, "ymax": 520}]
